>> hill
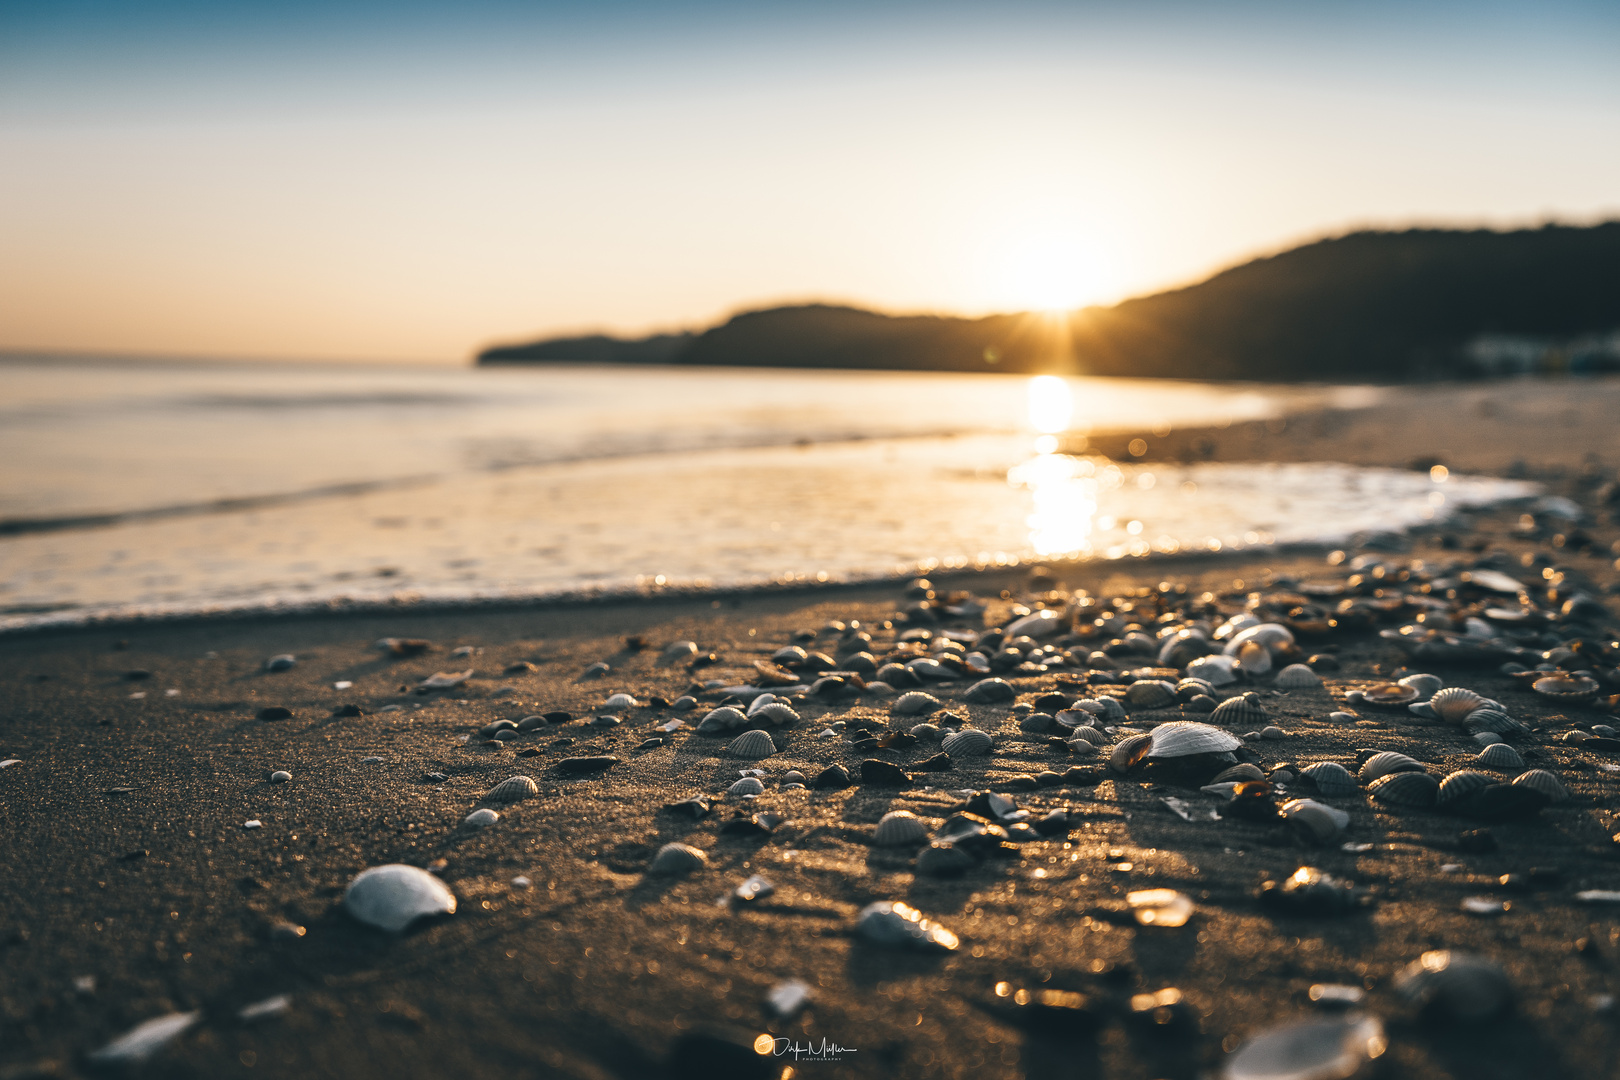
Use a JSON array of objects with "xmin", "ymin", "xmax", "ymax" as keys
[{"xmin": 477, "ymin": 223, "xmax": 1620, "ymax": 379}]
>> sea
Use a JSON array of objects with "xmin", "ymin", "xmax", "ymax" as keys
[{"xmin": 0, "ymin": 355, "xmax": 1540, "ymax": 632}]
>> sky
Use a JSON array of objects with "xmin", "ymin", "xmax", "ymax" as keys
[{"xmin": 1, "ymin": 1, "xmax": 1617, "ymax": 363}]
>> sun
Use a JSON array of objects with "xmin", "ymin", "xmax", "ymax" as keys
[{"xmin": 997, "ymin": 232, "xmax": 1111, "ymax": 313}]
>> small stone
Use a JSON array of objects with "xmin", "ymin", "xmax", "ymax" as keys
[
  {"xmin": 557, "ymin": 756, "xmax": 619, "ymax": 773},
  {"xmin": 464, "ymin": 808, "xmax": 499, "ymax": 827},
  {"xmin": 813, "ymin": 764, "xmax": 852, "ymax": 790},
  {"xmin": 269, "ymin": 771, "xmax": 291, "ymax": 783},
  {"xmin": 860, "ymin": 760, "xmax": 910, "ymax": 787},
  {"xmin": 264, "ymin": 654, "xmax": 296, "ymax": 672},
  {"xmin": 1457, "ymin": 828, "xmax": 1498, "ymax": 854},
  {"xmin": 257, "ymin": 706, "xmax": 293, "ymax": 721}
]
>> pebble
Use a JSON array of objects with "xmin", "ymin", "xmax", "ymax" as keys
[
  {"xmin": 269, "ymin": 770, "xmax": 291, "ymax": 783},
  {"xmin": 464, "ymin": 808, "xmax": 500, "ymax": 827},
  {"xmin": 243, "ymin": 820, "xmax": 263, "ymax": 829},
  {"xmin": 264, "ymin": 654, "xmax": 296, "ymax": 672}
]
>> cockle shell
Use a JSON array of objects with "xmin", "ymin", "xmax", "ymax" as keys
[
  {"xmin": 728, "ymin": 730, "xmax": 778, "ymax": 759},
  {"xmin": 1532, "ymin": 674, "xmax": 1600, "ymax": 705},
  {"xmin": 1125, "ymin": 680, "xmax": 1177, "ymax": 708},
  {"xmin": 1274, "ymin": 664, "xmax": 1323, "ymax": 689},
  {"xmin": 1069, "ymin": 725, "xmax": 1110, "ymax": 746},
  {"xmin": 1235, "ymin": 640, "xmax": 1273, "ymax": 675},
  {"xmin": 1300, "ymin": 762, "xmax": 1360, "ymax": 796},
  {"xmin": 1210, "ymin": 694, "xmax": 1268, "ymax": 726},
  {"xmin": 1212, "ymin": 763, "xmax": 1266, "ymax": 784},
  {"xmin": 1223, "ymin": 622, "xmax": 1295, "ymax": 657},
  {"xmin": 1473, "ymin": 732, "xmax": 1504, "ymax": 746},
  {"xmin": 1110, "ymin": 733, "xmax": 1154, "ymax": 772},
  {"xmin": 915, "ymin": 841, "xmax": 975, "ymax": 877},
  {"xmin": 752, "ymin": 702, "xmax": 801, "ymax": 726},
  {"xmin": 1147, "ymin": 721, "xmax": 1243, "ymax": 758},
  {"xmin": 941, "ymin": 728, "xmax": 993, "ymax": 756},
  {"xmin": 1475, "ymin": 743, "xmax": 1524, "ymax": 770},
  {"xmin": 729, "ymin": 777, "xmax": 765, "ymax": 796},
  {"xmin": 464, "ymin": 808, "xmax": 500, "ymax": 827},
  {"xmin": 856, "ymin": 901, "xmax": 959, "ymax": 951},
  {"xmin": 602, "ymin": 692, "xmax": 637, "ymax": 710},
  {"xmin": 1368, "ymin": 770, "xmax": 1438, "ymax": 808},
  {"xmin": 874, "ymin": 811, "xmax": 931, "ymax": 846},
  {"xmin": 1222, "ymin": 1014, "xmax": 1386, "ymax": 1080},
  {"xmin": 1463, "ymin": 708, "xmax": 1530, "ymax": 739},
  {"xmin": 910, "ymin": 723, "xmax": 943, "ymax": 741},
  {"xmin": 1280, "ymin": 798, "xmax": 1350, "ymax": 844},
  {"xmin": 1394, "ymin": 951, "xmax": 1513, "ymax": 1022},
  {"xmin": 344, "ymin": 865, "xmax": 457, "ymax": 932},
  {"xmin": 1186, "ymin": 654, "xmax": 1239, "ymax": 687},
  {"xmin": 1511, "ymin": 768, "xmax": 1569, "ymax": 802},
  {"xmin": 1358, "ymin": 751, "xmax": 1425, "ymax": 783},
  {"xmin": 697, "ymin": 707, "xmax": 747, "ymax": 733},
  {"xmin": 1430, "ymin": 687, "xmax": 1488, "ymax": 724},
  {"xmin": 892, "ymin": 691, "xmax": 943, "ymax": 716},
  {"xmin": 483, "ymin": 775, "xmax": 539, "ymax": 803},
  {"xmin": 649, "ymin": 842, "xmax": 708, "ymax": 874},
  {"xmin": 964, "ymin": 677, "xmax": 1017, "ymax": 703},
  {"xmin": 1437, "ymin": 770, "xmax": 1494, "ymax": 807},
  {"xmin": 1398, "ymin": 673, "xmax": 1444, "ymax": 698}
]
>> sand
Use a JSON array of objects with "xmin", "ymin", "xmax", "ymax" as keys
[{"xmin": 3, "ymin": 378, "xmax": 1620, "ymax": 1080}]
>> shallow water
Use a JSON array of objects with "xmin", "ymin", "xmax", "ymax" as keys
[{"xmin": 0, "ymin": 357, "xmax": 1534, "ymax": 631}]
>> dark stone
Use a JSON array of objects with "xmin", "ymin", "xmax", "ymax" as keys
[
  {"xmin": 335, "ymin": 703, "xmax": 364, "ymax": 717},
  {"xmin": 1034, "ymin": 809, "xmax": 1071, "ymax": 836},
  {"xmin": 860, "ymin": 759, "xmax": 910, "ymax": 787},
  {"xmin": 256, "ymin": 706, "xmax": 293, "ymax": 721},
  {"xmin": 633, "ymin": 738, "xmax": 665, "ymax": 752},
  {"xmin": 1062, "ymin": 766, "xmax": 1101, "ymax": 785},
  {"xmin": 516, "ymin": 747, "xmax": 541, "ymax": 757},
  {"xmin": 721, "ymin": 813, "xmax": 784, "ymax": 837},
  {"xmin": 542, "ymin": 710, "xmax": 573, "ymax": 723},
  {"xmin": 1307, "ymin": 654, "xmax": 1341, "ymax": 672},
  {"xmin": 812, "ymin": 764, "xmax": 851, "ymax": 790},
  {"xmin": 1035, "ymin": 771, "xmax": 1064, "ymax": 787},
  {"xmin": 998, "ymin": 986, "xmax": 1104, "ymax": 1037},
  {"xmin": 1456, "ymin": 828, "xmax": 1498, "ymax": 853},
  {"xmin": 556, "ymin": 756, "xmax": 619, "ymax": 773},
  {"xmin": 516, "ymin": 715, "xmax": 546, "ymax": 731},
  {"xmin": 915, "ymin": 752, "xmax": 953, "ymax": 772},
  {"xmin": 504, "ymin": 661, "xmax": 537, "ymax": 674},
  {"xmin": 664, "ymin": 797, "xmax": 711, "ymax": 819},
  {"xmin": 1034, "ymin": 692, "xmax": 1074, "ymax": 711},
  {"xmin": 493, "ymin": 729, "xmax": 519, "ymax": 741},
  {"xmin": 1004, "ymin": 774, "xmax": 1040, "ymax": 791},
  {"xmin": 669, "ymin": 1029, "xmax": 775, "ymax": 1080},
  {"xmin": 123, "ymin": 670, "xmax": 152, "ymax": 681}
]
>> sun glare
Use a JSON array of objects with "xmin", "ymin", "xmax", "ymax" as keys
[
  {"xmin": 1000, "ymin": 233, "xmax": 1111, "ymax": 312},
  {"xmin": 1027, "ymin": 375, "xmax": 1073, "ymax": 434}
]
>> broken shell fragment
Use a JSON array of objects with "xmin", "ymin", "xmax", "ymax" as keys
[
  {"xmin": 344, "ymin": 864, "xmax": 457, "ymax": 932},
  {"xmin": 1221, "ymin": 1014, "xmax": 1386, "ymax": 1080},
  {"xmin": 1281, "ymin": 799, "xmax": 1350, "ymax": 844},
  {"xmin": 87, "ymin": 1011, "xmax": 202, "ymax": 1066},
  {"xmin": 856, "ymin": 901, "xmax": 959, "ymax": 951}
]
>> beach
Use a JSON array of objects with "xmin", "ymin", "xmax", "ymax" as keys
[{"xmin": 3, "ymin": 381, "xmax": 1620, "ymax": 1079}]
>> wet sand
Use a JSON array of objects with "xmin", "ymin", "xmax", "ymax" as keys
[{"xmin": 3, "ymin": 379, "xmax": 1620, "ymax": 1080}]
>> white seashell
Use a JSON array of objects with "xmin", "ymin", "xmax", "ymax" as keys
[
  {"xmin": 1186, "ymin": 654, "xmax": 1239, "ymax": 687},
  {"xmin": 729, "ymin": 777, "xmax": 765, "ymax": 796},
  {"xmin": 1127, "ymin": 888, "xmax": 1194, "ymax": 927},
  {"xmin": 856, "ymin": 901, "xmax": 959, "ymax": 950},
  {"xmin": 238, "ymin": 994, "xmax": 293, "ymax": 1021},
  {"xmin": 751, "ymin": 702, "xmax": 801, "ymax": 726},
  {"xmin": 1148, "ymin": 721, "xmax": 1243, "ymax": 758},
  {"xmin": 484, "ymin": 775, "xmax": 538, "ymax": 803},
  {"xmin": 1398, "ymin": 673, "xmax": 1443, "ymax": 697},
  {"xmin": 941, "ymin": 728, "xmax": 993, "ymax": 756},
  {"xmin": 1274, "ymin": 664, "xmax": 1322, "ymax": 689},
  {"xmin": 1358, "ymin": 751, "xmax": 1424, "ymax": 782},
  {"xmin": 344, "ymin": 864, "xmax": 457, "ymax": 932},
  {"xmin": 269, "ymin": 770, "xmax": 292, "ymax": 783},
  {"xmin": 649, "ymin": 842, "xmax": 708, "ymax": 874},
  {"xmin": 1124, "ymin": 680, "xmax": 1177, "ymax": 708},
  {"xmin": 1475, "ymin": 743, "xmax": 1523, "ymax": 770},
  {"xmin": 464, "ymin": 808, "xmax": 500, "ymax": 827},
  {"xmin": 1005, "ymin": 608, "xmax": 1065, "ymax": 638},
  {"xmin": 1067, "ymin": 739, "xmax": 1098, "ymax": 756},
  {"xmin": 728, "ymin": 730, "xmax": 778, "ymax": 759},
  {"xmin": 910, "ymin": 723, "xmax": 943, "ymax": 741},
  {"xmin": 662, "ymin": 640, "xmax": 699, "ymax": 661},
  {"xmin": 745, "ymin": 693, "xmax": 777, "ymax": 715},
  {"xmin": 1223, "ymin": 1015, "xmax": 1386, "ymax": 1080},
  {"xmin": 602, "ymin": 692, "xmax": 637, "ymax": 710},
  {"xmin": 1429, "ymin": 687, "xmax": 1488, "ymax": 724},
  {"xmin": 1110, "ymin": 732, "xmax": 1154, "ymax": 772},
  {"xmin": 1210, "ymin": 694, "xmax": 1268, "ymax": 726},
  {"xmin": 1328, "ymin": 711, "xmax": 1357, "ymax": 723},
  {"xmin": 1214, "ymin": 613, "xmax": 1261, "ymax": 641},
  {"xmin": 1300, "ymin": 762, "xmax": 1359, "ymax": 796},
  {"xmin": 892, "ymin": 691, "xmax": 943, "ymax": 716},
  {"xmin": 87, "ymin": 1011, "xmax": 201, "ymax": 1065},
  {"xmin": 1235, "ymin": 640, "xmax": 1273, "ymax": 675},
  {"xmin": 874, "ymin": 811, "xmax": 931, "ymax": 846},
  {"xmin": 1281, "ymin": 798, "xmax": 1350, "ymax": 844},
  {"xmin": 1511, "ymin": 769, "xmax": 1569, "ymax": 802},
  {"xmin": 697, "ymin": 707, "xmax": 748, "ymax": 733},
  {"xmin": 1223, "ymin": 622, "xmax": 1295, "ymax": 657}
]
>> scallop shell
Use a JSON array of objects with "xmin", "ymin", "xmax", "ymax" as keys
[
  {"xmin": 1210, "ymin": 694, "xmax": 1268, "ymax": 726},
  {"xmin": 1511, "ymin": 768, "xmax": 1569, "ymax": 802},
  {"xmin": 728, "ymin": 730, "xmax": 778, "ymax": 759},
  {"xmin": 1148, "ymin": 720, "xmax": 1242, "ymax": 758},
  {"xmin": 1437, "ymin": 770, "xmax": 1494, "ymax": 807},
  {"xmin": 1212, "ymin": 763, "xmax": 1266, "ymax": 784},
  {"xmin": 1185, "ymin": 654, "xmax": 1239, "ymax": 687},
  {"xmin": 941, "ymin": 728, "xmax": 993, "ymax": 756},
  {"xmin": 1281, "ymin": 798, "xmax": 1350, "ymax": 844},
  {"xmin": 1368, "ymin": 770, "xmax": 1438, "ymax": 808},
  {"xmin": 752, "ymin": 702, "xmax": 801, "ymax": 726},
  {"xmin": 892, "ymin": 691, "xmax": 943, "ymax": 717},
  {"xmin": 1429, "ymin": 687, "xmax": 1488, "ymax": 724},
  {"xmin": 697, "ymin": 707, "xmax": 748, "ymax": 733},
  {"xmin": 1394, "ymin": 951, "xmax": 1513, "ymax": 1022},
  {"xmin": 874, "ymin": 811, "xmax": 931, "ymax": 846},
  {"xmin": 1532, "ymin": 674, "xmax": 1600, "ymax": 705},
  {"xmin": 484, "ymin": 775, "xmax": 539, "ymax": 804},
  {"xmin": 344, "ymin": 864, "xmax": 457, "ymax": 932},
  {"xmin": 728, "ymin": 777, "xmax": 765, "ymax": 796},
  {"xmin": 1300, "ymin": 762, "xmax": 1360, "ymax": 796},
  {"xmin": 1274, "ymin": 664, "xmax": 1323, "ymax": 689},
  {"xmin": 1124, "ymin": 680, "xmax": 1177, "ymax": 708},
  {"xmin": 856, "ymin": 901, "xmax": 959, "ymax": 951},
  {"xmin": 649, "ymin": 842, "xmax": 708, "ymax": 874},
  {"xmin": 1110, "ymin": 732, "xmax": 1154, "ymax": 772},
  {"xmin": 1358, "ymin": 751, "xmax": 1425, "ymax": 783},
  {"xmin": 1475, "ymin": 743, "xmax": 1524, "ymax": 770}
]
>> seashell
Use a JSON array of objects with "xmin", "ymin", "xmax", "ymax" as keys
[
  {"xmin": 697, "ymin": 707, "xmax": 747, "ymax": 733},
  {"xmin": 1222, "ymin": 1014, "xmax": 1386, "ymax": 1080},
  {"xmin": 728, "ymin": 777, "xmax": 765, "ymax": 796},
  {"xmin": 1475, "ymin": 743, "xmax": 1523, "ymax": 770},
  {"xmin": 1019, "ymin": 712, "xmax": 1055, "ymax": 733},
  {"xmin": 1186, "ymin": 654, "xmax": 1239, "ymax": 687},
  {"xmin": 1185, "ymin": 694, "xmax": 1217, "ymax": 713},
  {"xmin": 1532, "ymin": 674, "xmax": 1600, "ymax": 705},
  {"xmin": 1086, "ymin": 696, "xmax": 1129, "ymax": 723},
  {"xmin": 1394, "ymin": 950, "xmax": 1513, "ymax": 1022},
  {"xmin": 1273, "ymin": 664, "xmax": 1322, "ymax": 689},
  {"xmin": 1067, "ymin": 739, "xmax": 1099, "ymax": 756},
  {"xmin": 1212, "ymin": 763, "xmax": 1266, "ymax": 784},
  {"xmin": 1260, "ymin": 726, "xmax": 1287, "ymax": 740},
  {"xmin": 1397, "ymin": 673, "xmax": 1444, "ymax": 698},
  {"xmin": 1111, "ymin": 732, "xmax": 1154, "ymax": 772},
  {"xmin": 745, "ymin": 692, "xmax": 777, "ymax": 715},
  {"xmin": 1235, "ymin": 640, "xmax": 1273, "ymax": 675},
  {"xmin": 1436, "ymin": 770, "xmax": 1494, "ymax": 807},
  {"xmin": 1177, "ymin": 677, "xmax": 1217, "ymax": 698},
  {"xmin": 1124, "ymin": 680, "xmax": 1177, "ymax": 708},
  {"xmin": 1280, "ymin": 799, "xmax": 1350, "ymax": 844},
  {"xmin": 728, "ymin": 730, "xmax": 778, "ymax": 759},
  {"xmin": 1473, "ymin": 731, "xmax": 1503, "ymax": 746},
  {"xmin": 941, "ymin": 728, "xmax": 993, "ymax": 756},
  {"xmin": 1223, "ymin": 622, "xmax": 1295, "ymax": 657},
  {"xmin": 1053, "ymin": 709, "xmax": 1094, "ymax": 729},
  {"xmin": 856, "ymin": 901, "xmax": 959, "ymax": 951},
  {"xmin": 874, "ymin": 811, "xmax": 931, "ymax": 846},
  {"xmin": 892, "ymin": 691, "xmax": 943, "ymax": 716},
  {"xmin": 1358, "ymin": 681, "xmax": 1420, "ymax": 707},
  {"xmin": 1210, "ymin": 694, "xmax": 1268, "ymax": 726},
  {"xmin": 602, "ymin": 692, "xmax": 637, "ymax": 710},
  {"xmin": 1299, "ymin": 762, "xmax": 1360, "ymax": 796},
  {"xmin": 464, "ymin": 808, "xmax": 500, "ymax": 827},
  {"xmin": 269, "ymin": 770, "xmax": 292, "ymax": 784},
  {"xmin": 1511, "ymin": 768, "xmax": 1569, "ymax": 802},
  {"xmin": 1462, "ymin": 708, "xmax": 1530, "ymax": 739},
  {"xmin": 908, "ymin": 723, "xmax": 942, "ymax": 741},
  {"xmin": 1429, "ymin": 687, "xmax": 1488, "ymax": 724},
  {"xmin": 1147, "ymin": 721, "xmax": 1242, "ymax": 758},
  {"xmin": 771, "ymin": 645, "xmax": 808, "ymax": 665},
  {"xmin": 484, "ymin": 775, "xmax": 539, "ymax": 804},
  {"xmin": 649, "ymin": 842, "xmax": 708, "ymax": 874},
  {"xmin": 752, "ymin": 702, "xmax": 801, "ymax": 726},
  {"xmin": 1069, "ymin": 725, "xmax": 1110, "ymax": 746},
  {"xmin": 264, "ymin": 654, "xmax": 297, "ymax": 672},
  {"xmin": 1127, "ymin": 888, "xmax": 1194, "ymax": 927},
  {"xmin": 964, "ymin": 677, "xmax": 1017, "ymax": 703},
  {"xmin": 1368, "ymin": 770, "xmax": 1438, "ymax": 808},
  {"xmin": 87, "ymin": 1011, "xmax": 202, "ymax": 1066},
  {"xmin": 344, "ymin": 864, "xmax": 457, "ymax": 932},
  {"xmin": 915, "ymin": 841, "xmax": 976, "ymax": 876},
  {"xmin": 1358, "ymin": 751, "xmax": 1424, "ymax": 782}
]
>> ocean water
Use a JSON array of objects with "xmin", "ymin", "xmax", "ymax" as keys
[{"xmin": 0, "ymin": 357, "xmax": 1535, "ymax": 631}]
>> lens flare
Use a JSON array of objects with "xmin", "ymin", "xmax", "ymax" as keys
[{"xmin": 1027, "ymin": 376, "xmax": 1073, "ymax": 434}]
